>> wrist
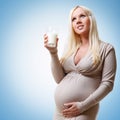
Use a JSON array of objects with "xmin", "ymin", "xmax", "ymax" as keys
[
  {"xmin": 50, "ymin": 50, "xmax": 58, "ymax": 55},
  {"xmin": 76, "ymin": 101, "xmax": 85, "ymax": 113}
]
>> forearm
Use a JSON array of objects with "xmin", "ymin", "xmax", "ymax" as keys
[
  {"xmin": 77, "ymin": 81, "xmax": 113, "ymax": 113},
  {"xmin": 50, "ymin": 53, "xmax": 65, "ymax": 84}
]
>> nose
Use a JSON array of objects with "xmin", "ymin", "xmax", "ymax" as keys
[{"xmin": 76, "ymin": 18, "xmax": 82, "ymax": 24}]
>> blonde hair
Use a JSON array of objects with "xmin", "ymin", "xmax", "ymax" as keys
[{"xmin": 60, "ymin": 6, "xmax": 100, "ymax": 65}]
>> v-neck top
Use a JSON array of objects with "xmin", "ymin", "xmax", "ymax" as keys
[
  {"xmin": 73, "ymin": 46, "xmax": 90, "ymax": 66},
  {"xmin": 54, "ymin": 41, "xmax": 116, "ymax": 120}
]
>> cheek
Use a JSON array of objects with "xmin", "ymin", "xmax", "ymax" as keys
[
  {"xmin": 72, "ymin": 22, "xmax": 75, "ymax": 28},
  {"xmin": 84, "ymin": 20, "xmax": 90, "ymax": 32},
  {"xmin": 86, "ymin": 19, "xmax": 90, "ymax": 28},
  {"xmin": 72, "ymin": 23, "xmax": 76, "ymax": 31}
]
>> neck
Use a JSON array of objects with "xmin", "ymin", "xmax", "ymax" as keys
[
  {"xmin": 79, "ymin": 30, "xmax": 89, "ymax": 46},
  {"xmin": 80, "ymin": 35, "xmax": 89, "ymax": 46}
]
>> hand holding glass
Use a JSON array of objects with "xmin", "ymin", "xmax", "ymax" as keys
[{"xmin": 47, "ymin": 28, "xmax": 57, "ymax": 47}]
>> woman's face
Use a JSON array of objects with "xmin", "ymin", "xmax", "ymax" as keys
[{"xmin": 72, "ymin": 7, "xmax": 90, "ymax": 36}]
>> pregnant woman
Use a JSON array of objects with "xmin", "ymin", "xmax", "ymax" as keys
[{"xmin": 44, "ymin": 5, "xmax": 117, "ymax": 120}]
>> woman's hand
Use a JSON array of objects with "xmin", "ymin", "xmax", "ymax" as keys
[
  {"xmin": 62, "ymin": 102, "xmax": 81, "ymax": 118},
  {"xmin": 43, "ymin": 34, "xmax": 58, "ymax": 54}
]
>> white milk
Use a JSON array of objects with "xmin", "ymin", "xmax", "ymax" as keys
[{"xmin": 47, "ymin": 27, "xmax": 57, "ymax": 47}]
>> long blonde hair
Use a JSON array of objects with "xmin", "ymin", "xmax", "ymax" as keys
[{"xmin": 60, "ymin": 6, "xmax": 100, "ymax": 65}]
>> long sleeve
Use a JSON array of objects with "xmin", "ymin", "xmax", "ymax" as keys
[
  {"xmin": 77, "ymin": 45, "xmax": 117, "ymax": 113},
  {"xmin": 50, "ymin": 53, "xmax": 65, "ymax": 84}
]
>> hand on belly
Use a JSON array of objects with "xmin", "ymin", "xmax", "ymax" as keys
[
  {"xmin": 62, "ymin": 102, "xmax": 81, "ymax": 118},
  {"xmin": 54, "ymin": 73, "xmax": 98, "ymax": 112}
]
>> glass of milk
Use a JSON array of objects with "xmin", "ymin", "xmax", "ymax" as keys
[{"xmin": 47, "ymin": 27, "xmax": 57, "ymax": 47}]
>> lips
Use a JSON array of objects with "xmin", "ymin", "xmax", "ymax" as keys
[{"xmin": 77, "ymin": 25, "xmax": 84, "ymax": 30}]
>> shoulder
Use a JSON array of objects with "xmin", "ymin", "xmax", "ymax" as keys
[
  {"xmin": 99, "ymin": 40, "xmax": 115, "ymax": 55},
  {"xmin": 100, "ymin": 40, "xmax": 114, "ymax": 49},
  {"xmin": 99, "ymin": 40, "xmax": 116, "ymax": 59}
]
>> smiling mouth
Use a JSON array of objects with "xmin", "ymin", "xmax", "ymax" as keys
[{"xmin": 77, "ymin": 25, "xmax": 84, "ymax": 30}]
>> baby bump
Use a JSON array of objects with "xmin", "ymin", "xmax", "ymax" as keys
[{"xmin": 54, "ymin": 72, "xmax": 100, "ymax": 111}]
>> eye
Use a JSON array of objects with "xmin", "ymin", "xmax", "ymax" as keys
[
  {"xmin": 80, "ymin": 14, "xmax": 86, "ymax": 18},
  {"xmin": 72, "ymin": 17, "xmax": 76, "ymax": 22}
]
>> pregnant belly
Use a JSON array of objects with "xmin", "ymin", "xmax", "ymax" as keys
[{"xmin": 54, "ymin": 72, "xmax": 100, "ymax": 111}]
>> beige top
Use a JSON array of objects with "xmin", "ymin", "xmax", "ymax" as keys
[{"xmin": 51, "ymin": 41, "xmax": 117, "ymax": 119}]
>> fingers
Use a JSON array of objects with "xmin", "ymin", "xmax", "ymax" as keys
[
  {"xmin": 43, "ymin": 34, "xmax": 48, "ymax": 47},
  {"xmin": 64, "ymin": 103, "xmax": 73, "ymax": 108},
  {"xmin": 63, "ymin": 108, "xmax": 80, "ymax": 118},
  {"xmin": 56, "ymin": 37, "xmax": 59, "ymax": 46},
  {"xmin": 63, "ymin": 103, "xmax": 76, "ymax": 113},
  {"xmin": 43, "ymin": 33, "xmax": 59, "ymax": 48},
  {"xmin": 43, "ymin": 33, "xmax": 58, "ymax": 54},
  {"xmin": 62, "ymin": 102, "xmax": 80, "ymax": 118}
]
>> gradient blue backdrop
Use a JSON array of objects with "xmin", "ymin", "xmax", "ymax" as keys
[{"xmin": 0, "ymin": 0, "xmax": 120, "ymax": 120}]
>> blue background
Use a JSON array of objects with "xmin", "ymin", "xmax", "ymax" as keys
[{"xmin": 0, "ymin": 0, "xmax": 120, "ymax": 120}]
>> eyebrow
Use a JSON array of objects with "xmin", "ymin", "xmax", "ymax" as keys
[{"xmin": 72, "ymin": 13, "xmax": 87, "ymax": 18}]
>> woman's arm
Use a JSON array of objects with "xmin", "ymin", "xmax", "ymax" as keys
[
  {"xmin": 50, "ymin": 52, "xmax": 65, "ymax": 84},
  {"xmin": 77, "ymin": 45, "xmax": 117, "ymax": 113},
  {"xmin": 44, "ymin": 34, "xmax": 65, "ymax": 84}
]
